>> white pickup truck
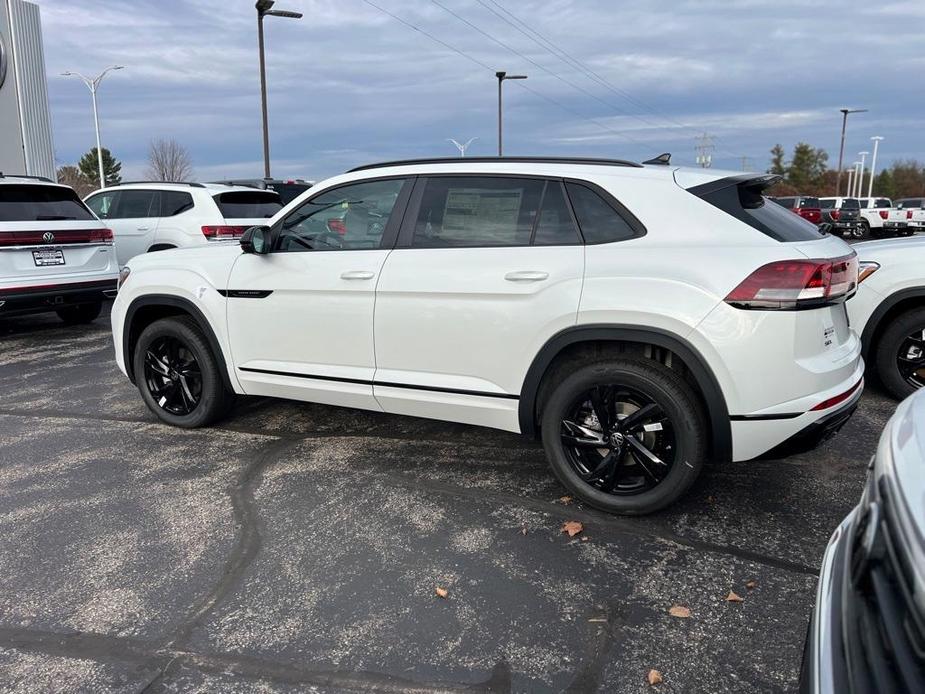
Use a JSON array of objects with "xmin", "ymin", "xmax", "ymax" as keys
[
  {"xmin": 884, "ymin": 198, "xmax": 924, "ymax": 237},
  {"xmin": 908, "ymin": 206, "xmax": 925, "ymax": 234},
  {"xmin": 857, "ymin": 197, "xmax": 892, "ymax": 238}
]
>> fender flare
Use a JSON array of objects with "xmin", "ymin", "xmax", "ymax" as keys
[
  {"xmin": 518, "ymin": 325, "xmax": 732, "ymax": 462},
  {"xmin": 123, "ymin": 294, "xmax": 233, "ymax": 392},
  {"xmin": 860, "ymin": 287, "xmax": 925, "ymax": 360}
]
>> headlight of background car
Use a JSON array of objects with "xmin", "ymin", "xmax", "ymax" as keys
[{"xmin": 117, "ymin": 266, "xmax": 131, "ymax": 290}]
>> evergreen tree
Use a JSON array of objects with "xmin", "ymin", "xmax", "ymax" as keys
[
  {"xmin": 77, "ymin": 147, "xmax": 122, "ymax": 188},
  {"xmin": 769, "ymin": 144, "xmax": 787, "ymax": 175}
]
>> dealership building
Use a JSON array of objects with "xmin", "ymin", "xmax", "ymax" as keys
[{"xmin": 0, "ymin": 0, "xmax": 54, "ymax": 180}]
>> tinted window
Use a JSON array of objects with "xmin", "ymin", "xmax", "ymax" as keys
[
  {"xmin": 86, "ymin": 191, "xmax": 116, "ymax": 218},
  {"xmin": 874, "ymin": 198, "xmax": 891, "ymax": 208},
  {"xmin": 565, "ymin": 182, "xmax": 639, "ymax": 244},
  {"xmin": 841, "ymin": 198, "xmax": 860, "ymax": 209},
  {"xmin": 277, "ymin": 178, "xmax": 405, "ymax": 251},
  {"xmin": 798, "ymin": 197, "xmax": 820, "ymax": 208},
  {"xmin": 693, "ymin": 181, "xmax": 824, "ymax": 242},
  {"xmin": 0, "ymin": 184, "xmax": 95, "ymax": 221},
  {"xmin": 214, "ymin": 191, "xmax": 282, "ymax": 219},
  {"xmin": 897, "ymin": 199, "xmax": 924, "ymax": 209},
  {"xmin": 113, "ymin": 190, "xmax": 158, "ymax": 219},
  {"xmin": 412, "ymin": 177, "xmax": 543, "ymax": 248},
  {"xmin": 267, "ymin": 183, "xmax": 312, "ymax": 205},
  {"xmin": 162, "ymin": 191, "xmax": 194, "ymax": 216},
  {"xmin": 819, "ymin": 199, "xmax": 836, "ymax": 209},
  {"xmin": 773, "ymin": 197, "xmax": 795, "ymax": 208},
  {"xmin": 533, "ymin": 182, "xmax": 580, "ymax": 245}
]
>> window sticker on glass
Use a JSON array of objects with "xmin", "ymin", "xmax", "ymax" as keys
[{"xmin": 440, "ymin": 188, "xmax": 524, "ymax": 243}]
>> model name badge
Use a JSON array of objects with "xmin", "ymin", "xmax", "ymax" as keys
[{"xmin": 823, "ymin": 326, "xmax": 835, "ymax": 350}]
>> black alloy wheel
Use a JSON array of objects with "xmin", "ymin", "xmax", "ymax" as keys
[
  {"xmin": 143, "ymin": 335, "xmax": 203, "ymax": 416},
  {"xmin": 896, "ymin": 328, "xmax": 925, "ymax": 390},
  {"xmin": 560, "ymin": 385, "xmax": 675, "ymax": 496}
]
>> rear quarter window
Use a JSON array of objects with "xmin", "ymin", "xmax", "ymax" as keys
[
  {"xmin": 213, "ymin": 191, "xmax": 282, "ymax": 219},
  {"xmin": 0, "ymin": 184, "xmax": 95, "ymax": 221},
  {"xmin": 690, "ymin": 178, "xmax": 824, "ymax": 242},
  {"xmin": 563, "ymin": 182, "xmax": 643, "ymax": 244}
]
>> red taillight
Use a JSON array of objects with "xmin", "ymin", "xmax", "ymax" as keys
[
  {"xmin": 201, "ymin": 225, "xmax": 249, "ymax": 239},
  {"xmin": 830, "ymin": 210, "xmax": 841, "ymax": 221},
  {"xmin": 907, "ymin": 210, "xmax": 913, "ymax": 219},
  {"xmin": 810, "ymin": 378, "xmax": 863, "ymax": 411},
  {"xmin": 89, "ymin": 228, "xmax": 113, "ymax": 242},
  {"xmin": 327, "ymin": 218, "xmax": 347, "ymax": 235},
  {"xmin": 879, "ymin": 210, "xmax": 889, "ymax": 220},
  {"xmin": 725, "ymin": 254, "xmax": 859, "ymax": 310},
  {"xmin": 0, "ymin": 228, "xmax": 113, "ymax": 246}
]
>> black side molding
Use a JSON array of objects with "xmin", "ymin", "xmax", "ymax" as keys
[{"xmin": 217, "ymin": 290, "xmax": 273, "ymax": 299}]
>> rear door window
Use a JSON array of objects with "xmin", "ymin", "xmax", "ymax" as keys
[
  {"xmin": 112, "ymin": 190, "xmax": 159, "ymax": 219},
  {"xmin": 0, "ymin": 184, "xmax": 96, "ymax": 221},
  {"xmin": 690, "ymin": 178, "xmax": 824, "ymax": 242},
  {"xmin": 85, "ymin": 191, "xmax": 117, "ymax": 219},
  {"xmin": 161, "ymin": 191, "xmax": 194, "ymax": 216},
  {"xmin": 213, "ymin": 191, "xmax": 282, "ymax": 219}
]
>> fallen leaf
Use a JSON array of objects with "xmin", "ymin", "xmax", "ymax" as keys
[
  {"xmin": 647, "ymin": 669, "xmax": 663, "ymax": 686},
  {"xmin": 668, "ymin": 605, "xmax": 691, "ymax": 618},
  {"xmin": 726, "ymin": 591, "xmax": 744, "ymax": 603},
  {"xmin": 745, "ymin": 580, "xmax": 758, "ymax": 591},
  {"xmin": 559, "ymin": 495, "xmax": 573, "ymax": 505},
  {"xmin": 435, "ymin": 586, "xmax": 448, "ymax": 599},
  {"xmin": 707, "ymin": 495, "xmax": 716, "ymax": 504},
  {"xmin": 520, "ymin": 524, "xmax": 528, "ymax": 536},
  {"xmin": 561, "ymin": 520, "xmax": 584, "ymax": 537}
]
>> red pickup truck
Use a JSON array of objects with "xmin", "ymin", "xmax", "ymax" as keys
[{"xmin": 770, "ymin": 196, "xmax": 823, "ymax": 225}]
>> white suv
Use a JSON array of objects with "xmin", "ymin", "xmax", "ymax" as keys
[
  {"xmin": 84, "ymin": 182, "xmax": 284, "ymax": 266},
  {"xmin": 111, "ymin": 157, "xmax": 864, "ymax": 514},
  {"xmin": 0, "ymin": 175, "xmax": 118, "ymax": 324}
]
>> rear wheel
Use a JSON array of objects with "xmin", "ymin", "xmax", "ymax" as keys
[
  {"xmin": 875, "ymin": 308, "xmax": 925, "ymax": 400},
  {"xmin": 56, "ymin": 302, "xmax": 102, "ymax": 325},
  {"xmin": 859, "ymin": 220, "xmax": 870, "ymax": 239},
  {"xmin": 540, "ymin": 359, "xmax": 706, "ymax": 515},
  {"xmin": 133, "ymin": 316, "xmax": 234, "ymax": 427}
]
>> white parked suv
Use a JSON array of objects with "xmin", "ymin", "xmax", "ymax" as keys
[
  {"xmin": 84, "ymin": 182, "xmax": 283, "ymax": 266},
  {"xmin": 848, "ymin": 236, "xmax": 925, "ymax": 400},
  {"xmin": 111, "ymin": 157, "xmax": 864, "ymax": 514},
  {"xmin": 0, "ymin": 174, "xmax": 118, "ymax": 323},
  {"xmin": 855, "ymin": 197, "xmax": 891, "ymax": 238}
]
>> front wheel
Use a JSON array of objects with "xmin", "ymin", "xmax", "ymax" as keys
[
  {"xmin": 874, "ymin": 308, "xmax": 925, "ymax": 400},
  {"xmin": 56, "ymin": 302, "xmax": 102, "ymax": 325},
  {"xmin": 540, "ymin": 359, "xmax": 707, "ymax": 515},
  {"xmin": 133, "ymin": 316, "xmax": 234, "ymax": 427}
]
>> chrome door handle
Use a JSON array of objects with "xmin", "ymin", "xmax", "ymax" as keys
[
  {"xmin": 137, "ymin": 226, "xmax": 150, "ymax": 231},
  {"xmin": 504, "ymin": 270, "xmax": 549, "ymax": 282},
  {"xmin": 340, "ymin": 270, "xmax": 375, "ymax": 280}
]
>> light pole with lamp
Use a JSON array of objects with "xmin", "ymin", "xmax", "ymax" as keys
[
  {"xmin": 856, "ymin": 151, "xmax": 869, "ymax": 198},
  {"xmin": 835, "ymin": 107, "xmax": 867, "ymax": 196},
  {"xmin": 868, "ymin": 136, "xmax": 884, "ymax": 199},
  {"xmin": 496, "ymin": 71, "xmax": 527, "ymax": 156},
  {"xmin": 256, "ymin": 0, "xmax": 302, "ymax": 179},
  {"xmin": 61, "ymin": 65, "xmax": 124, "ymax": 188}
]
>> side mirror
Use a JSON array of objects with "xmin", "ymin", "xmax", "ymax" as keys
[
  {"xmin": 818, "ymin": 222, "xmax": 833, "ymax": 235},
  {"xmin": 240, "ymin": 225, "xmax": 270, "ymax": 254}
]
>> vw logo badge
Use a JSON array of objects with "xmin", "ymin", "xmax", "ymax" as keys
[{"xmin": 42, "ymin": 232, "xmax": 55, "ymax": 244}]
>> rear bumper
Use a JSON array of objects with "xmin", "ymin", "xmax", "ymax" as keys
[
  {"xmin": 0, "ymin": 279, "xmax": 117, "ymax": 317},
  {"xmin": 758, "ymin": 393, "xmax": 859, "ymax": 459}
]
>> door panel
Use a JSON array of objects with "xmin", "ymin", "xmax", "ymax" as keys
[
  {"xmin": 225, "ymin": 177, "xmax": 411, "ymax": 412},
  {"xmin": 109, "ymin": 190, "xmax": 160, "ymax": 264}
]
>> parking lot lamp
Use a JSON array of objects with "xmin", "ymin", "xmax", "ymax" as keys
[
  {"xmin": 857, "ymin": 151, "xmax": 869, "ymax": 198},
  {"xmin": 256, "ymin": 0, "xmax": 302, "ymax": 179},
  {"xmin": 868, "ymin": 137, "xmax": 884, "ymax": 198},
  {"xmin": 61, "ymin": 66, "xmax": 124, "ymax": 188},
  {"xmin": 496, "ymin": 71, "xmax": 527, "ymax": 156},
  {"xmin": 835, "ymin": 108, "xmax": 867, "ymax": 196}
]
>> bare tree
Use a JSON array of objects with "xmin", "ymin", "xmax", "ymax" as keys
[
  {"xmin": 146, "ymin": 138, "xmax": 193, "ymax": 181},
  {"xmin": 56, "ymin": 165, "xmax": 95, "ymax": 197}
]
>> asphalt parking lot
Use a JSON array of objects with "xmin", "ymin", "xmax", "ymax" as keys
[{"xmin": 0, "ymin": 305, "xmax": 898, "ymax": 693}]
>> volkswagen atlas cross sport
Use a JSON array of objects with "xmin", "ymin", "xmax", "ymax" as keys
[{"xmin": 111, "ymin": 156, "xmax": 863, "ymax": 515}]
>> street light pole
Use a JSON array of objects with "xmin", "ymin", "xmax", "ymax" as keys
[
  {"xmin": 61, "ymin": 65, "xmax": 124, "ymax": 188},
  {"xmin": 857, "ymin": 151, "xmax": 869, "ymax": 199},
  {"xmin": 495, "ymin": 71, "xmax": 527, "ymax": 156},
  {"xmin": 835, "ymin": 107, "xmax": 867, "ymax": 196},
  {"xmin": 846, "ymin": 168, "xmax": 854, "ymax": 199},
  {"xmin": 851, "ymin": 162, "xmax": 862, "ymax": 198},
  {"xmin": 868, "ymin": 136, "xmax": 884, "ymax": 199},
  {"xmin": 256, "ymin": 0, "xmax": 302, "ymax": 179}
]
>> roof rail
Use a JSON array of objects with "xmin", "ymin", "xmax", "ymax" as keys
[
  {"xmin": 0, "ymin": 172, "xmax": 55, "ymax": 182},
  {"xmin": 347, "ymin": 156, "xmax": 644, "ymax": 173},
  {"xmin": 111, "ymin": 180, "xmax": 206, "ymax": 188}
]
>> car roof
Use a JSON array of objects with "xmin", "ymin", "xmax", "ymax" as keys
[
  {"xmin": 0, "ymin": 175, "xmax": 70, "ymax": 189},
  {"xmin": 95, "ymin": 182, "xmax": 277, "ymax": 195}
]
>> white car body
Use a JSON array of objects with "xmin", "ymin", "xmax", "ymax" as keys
[
  {"xmin": 111, "ymin": 158, "xmax": 865, "ymax": 465},
  {"xmin": 0, "ymin": 176, "xmax": 118, "ymax": 317},
  {"xmin": 856, "ymin": 197, "xmax": 892, "ymax": 233},
  {"xmin": 802, "ymin": 387, "xmax": 925, "ymax": 692},
  {"xmin": 84, "ymin": 182, "xmax": 283, "ymax": 266},
  {"xmin": 883, "ymin": 198, "xmax": 924, "ymax": 237},
  {"xmin": 909, "ymin": 207, "xmax": 925, "ymax": 233}
]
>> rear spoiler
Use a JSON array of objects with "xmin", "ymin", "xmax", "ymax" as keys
[{"xmin": 685, "ymin": 174, "xmax": 782, "ymax": 197}]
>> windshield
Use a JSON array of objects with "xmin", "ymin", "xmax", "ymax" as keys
[
  {"xmin": 0, "ymin": 184, "xmax": 95, "ymax": 222},
  {"xmin": 841, "ymin": 199, "xmax": 860, "ymax": 209},
  {"xmin": 213, "ymin": 191, "xmax": 283, "ymax": 219}
]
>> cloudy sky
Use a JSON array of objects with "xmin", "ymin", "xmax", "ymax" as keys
[{"xmin": 40, "ymin": 0, "xmax": 924, "ymax": 181}]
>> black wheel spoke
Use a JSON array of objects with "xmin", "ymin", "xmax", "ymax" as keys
[
  {"xmin": 588, "ymin": 387, "xmax": 611, "ymax": 431},
  {"xmin": 143, "ymin": 336, "xmax": 202, "ymax": 416},
  {"xmin": 618, "ymin": 403, "xmax": 662, "ymax": 433},
  {"xmin": 145, "ymin": 351, "xmax": 170, "ymax": 377},
  {"xmin": 897, "ymin": 330, "xmax": 925, "ymax": 387},
  {"xmin": 580, "ymin": 452, "xmax": 616, "ymax": 482},
  {"xmin": 626, "ymin": 436, "xmax": 668, "ymax": 468},
  {"xmin": 628, "ymin": 446, "xmax": 661, "ymax": 484},
  {"xmin": 600, "ymin": 454, "xmax": 624, "ymax": 492},
  {"xmin": 562, "ymin": 420, "xmax": 606, "ymax": 448}
]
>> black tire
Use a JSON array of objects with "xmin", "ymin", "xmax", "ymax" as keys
[
  {"xmin": 133, "ymin": 316, "xmax": 234, "ymax": 427},
  {"xmin": 874, "ymin": 307, "xmax": 925, "ymax": 400},
  {"xmin": 56, "ymin": 302, "xmax": 102, "ymax": 325},
  {"xmin": 540, "ymin": 358, "xmax": 707, "ymax": 515},
  {"xmin": 858, "ymin": 220, "xmax": 870, "ymax": 239}
]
